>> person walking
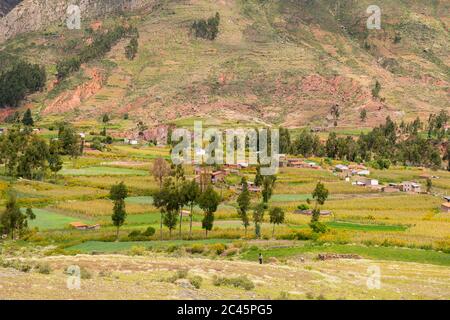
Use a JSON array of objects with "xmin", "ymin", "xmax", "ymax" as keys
[{"xmin": 258, "ymin": 253, "xmax": 263, "ymax": 265}]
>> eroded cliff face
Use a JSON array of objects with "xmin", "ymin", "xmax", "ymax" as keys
[{"xmin": 0, "ymin": 0, "xmax": 155, "ymax": 43}]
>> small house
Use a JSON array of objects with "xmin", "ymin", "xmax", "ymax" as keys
[
  {"xmin": 237, "ymin": 162, "xmax": 249, "ymax": 169},
  {"xmin": 441, "ymin": 203, "xmax": 450, "ymax": 213},
  {"xmin": 70, "ymin": 222, "xmax": 88, "ymax": 230},
  {"xmin": 356, "ymin": 170, "xmax": 371, "ymax": 176},
  {"xmin": 245, "ymin": 181, "xmax": 261, "ymax": 193},
  {"xmin": 211, "ymin": 170, "xmax": 226, "ymax": 183},
  {"xmin": 382, "ymin": 186, "xmax": 400, "ymax": 193},
  {"xmin": 401, "ymin": 181, "xmax": 421, "ymax": 193},
  {"xmin": 69, "ymin": 222, "xmax": 100, "ymax": 230},
  {"xmin": 353, "ymin": 177, "xmax": 378, "ymax": 187}
]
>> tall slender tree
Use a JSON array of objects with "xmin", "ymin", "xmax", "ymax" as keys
[
  {"xmin": 262, "ymin": 175, "xmax": 276, "ymax": 204},
  {"xmin": 310, "ymin": 182, "xmax": 329, "ymax": 233},
  {"xmin": 0, "ymin": 189, "xmax": 26, "ymax": 239},
  {"xmin": 153, "ymin": 178, "xmax": 182, "ymax": 239},
  {"xmin": 269, "ymin": 207, "xmax": 285, "ymax": 238},
  {"xmin": 198, "ymin": 185, "xmax": 220, "ymax": 238},
  {"xmin": 22, "ymin": 109, "xmax": 34, "ymax": 126},
  {"xmin": 152, "ymin": 157, "xmax": 170, "ymax": 189},
  {"xmin": 181, "ymin": 179, "xmax": 200, "ymax": 239},
  {"xmin": 253, "ymin": 203, "xmax": 265, "ymax": 239},
  {"xmin": 48, "ymin": 140, "xmax": 63, "ymax": 180},
  {"xmin": 237, "ymin": 177, "xmax": 251, "ymax": 236},
  {"xmin": 110, "ymin": 182, "xmax": 128, "ymax": 241}
]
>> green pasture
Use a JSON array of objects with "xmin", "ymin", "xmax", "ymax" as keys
[
  {"xmin": 26, "ymin": 209, "xmax": 92, "ymax": 230},
  {"xmin": 60, "ymin": 166, "xmax": 148, "ymax": 176},
  {"xmin": 125, "ymin": 196, "xmax": 154, "ymax": 205},
  {"xmin": 241, "ymin": 243, "xmax": 450, "ymax": 266},
  {"xmin": 67, "ymin": 239, "xmax": 234, "ymax": 253}
]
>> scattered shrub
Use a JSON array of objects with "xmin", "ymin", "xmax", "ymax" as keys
[
  {"xmin": 192, "ymin": 12, "xmax": 221, "ymax": 40},
  {"xmin": 128, "ymin": 230, "xmax": 141, "ymax": 238},
  {"xmin": 129, "ymin": 245, "xmax": 146, "ymax": 256},
  {"xmin": 277, "ymin": 291, "xmax": 291, "ymax": 300},
  {"xmin": 189, "ymin": 276, "xmax": 203, "ymax": 289},
  {"xmin": 189, "ymin": 243, "xmax": 205, "ymax": 254},
  {"xmin": 297, "ymin": 204, "xmax": 310, "ymax": 210},
  {"xmin": 36, "ymin": 263, "xmax": 52, "ymax": 274},
  {"xmin": 209, "ymin": 243, "xmax": 226, "ymax": 255},
  {"xmin": 80, "ymin": 267, "xmax": 92, "ymax": 279},
  {"xmin": 98, "ymin": 270, "xmax": 112, "ymax": 277},
  {"xmin": 142, "ymin": 226, "xmax": 156, "ymax": 237},
  {"xmin": 167, "ymin": 245, "xmax": 180, "ymax": 253},
  {"xmin": 309, "ymin": 221, "xmax": 328, "ymax": 234},
  {"xmin": 167, "ymin": 269, "xmax": 189, "ymax": 283},
  {"xmin": 222, "ymin": 248, "xmax": 238, "ymax": 257}
]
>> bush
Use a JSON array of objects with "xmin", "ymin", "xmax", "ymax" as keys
[
  {"xmin": 213, "ymin": 275, "xmax": 255, "ymax": 291},
  {"xmin": 128, "ymin": 230, "xmax": 141, "ymax": 238},
  {"xmin": 36, "ymin": 263, "xmax": 52, "ymax": 274},
  {"xmin": 142, "ymin": 226, "xmax": 156, "ymax": 237},
  {"xmin": 166, "ymin": 245, "xmax": 180, "ymax": 253},
  {"xmin": 209, "ymin": 243, "xmax": 226, "ymax": 255},
  {"xmin": 309, "ymin": 221, "xmax": 328, "ymax": 234},
  {"xmin": 80, "ymin": 267, "xmax": 92, "ymax": 279},
  {"xmin": 129, "ymin": 246, "xmax": 146, "ymax": 256},
  {"xmin": 0, "ymin": 259, "xmax": 32, "ymax": 272},
  {"xmin": 279, "ymin": 230, "xmax": 316, "ymax": 241},
  {"xmin": 177, "ymin": 269, "xmax": 188, "ymax": 279},
  {"xmin": 222, "ymin": 248, "xmax": 238, "ymax": 257},
  {"xmin": 18, "ymin": 262, "xmax": 32, "ymax": 273},
  {"xmin": 189, "ymin": 243, "xmax": 205, "ymax": 254},
  {"xmin": 167, "ymin": 269, "xmax": 188, "ymax": 283},
  {"xmin": 189, "ymin": 276, "xmax": 203, "ymax": 289},
  {"xmin": 297, "ymin": 204, "xmax": 310, "ymax": 210},
  {"xmin": 192, "ymin": 12, "xmax": 220, "ymax": 40}
]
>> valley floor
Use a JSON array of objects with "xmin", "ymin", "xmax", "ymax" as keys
[{"xmin": 1, "ymin": 253, "xmax": 449, "ymax": 300}]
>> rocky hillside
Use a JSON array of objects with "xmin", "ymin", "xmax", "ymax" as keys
[
  {"xmin": 0, "ymin": 0, "xmax": 448, "ymax": 129},
  {"xmin": 0, "ymin": 0, "xmax": 156, "ymax": 43}
]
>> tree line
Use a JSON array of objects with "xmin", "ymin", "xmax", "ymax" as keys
[
  {"xmin": 0, "ymin": 120, "xmax": 82, "ymax": 180},
  {"xmin": 57, "ymin": 25, "xmax": 138, "ymax": 80},
  {"xmin": 111, "ymin": 157, "xmax": 287, "ymax": 241},
  {"xmin": 192, "ymin": 12, "xmax": 220, "ymax": 40},
  {"xmin": 0, "ymin": 189, "xmax": 36, "ymax": 239},
  {"xmin": 0, "ymin": 61, "xmax": 46, "ymax": 108}
]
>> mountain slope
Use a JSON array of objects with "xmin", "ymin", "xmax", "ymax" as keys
[{"xmin": 0, "ymin": 0, "xmax": 449, "ymax": 129}]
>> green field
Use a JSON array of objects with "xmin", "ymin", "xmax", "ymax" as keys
[
  {"xmin": 287, "ymin": 221, "xmax": 409, "ymax": 232},
  {"xmin": 67, "ymin": 239, "xmax": 234, "ymax": 253},
  {"xmin": 242, "ymin": 243, "xmax": 450, "ymax": 266},
  {"xmin": 326, "ymin": 221, "xmax": 408, "ymax": 232},
  {"xmin": 60, "ymin": 166, "xmax": 148, "ymax": 176},
  {"xmin": 26, "ymin": 209, "xmax": 92, "ymax": 230},
  {"xmin": 270, "ymin": 194, "xmax": 311, "ymax": 202},
  {"xmin": 125, "ymin": 196, "xmax": 154, "ymax": 205}
]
